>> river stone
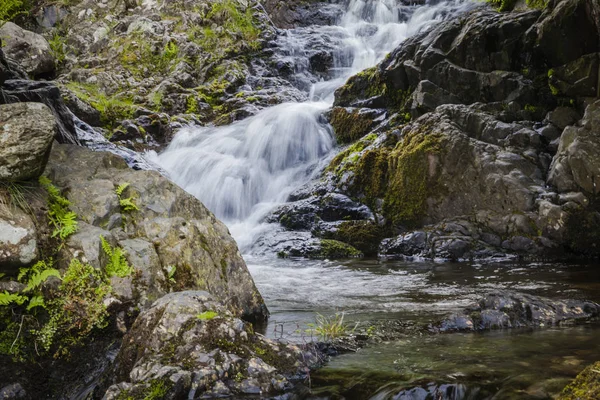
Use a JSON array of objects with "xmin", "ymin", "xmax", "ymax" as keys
[
  {"xmin": 0, "ymin": 206, "xmax": 38, "ymax": 270},
  {"xmin": 437, "ymin": 291, "xmax": 600, "ymax": 332},
  {"xmin": 0, "ymin": 383, "xmax": 26, "ymax": 399},
  {"xmin": 0, "ymin": 22, "xmax": 55, "ymax": 78},
  {"xmin": 0, "ymin": 102, "xmax": 56, "ymax": 181},
  {"xmin": 107, "ymin": 291, "xmax": 317, "ymax": 399},
  {"xmin": 46, "ymin": 143, "xmax": 267, "ymax": 321}
]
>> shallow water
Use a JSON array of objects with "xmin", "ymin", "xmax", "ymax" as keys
[{"xmin": 247, "ymin": 257, "xmax": 600, "ymax": 399}]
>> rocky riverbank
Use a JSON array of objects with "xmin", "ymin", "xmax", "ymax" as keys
[{"xmin": 269, "ymin": 0, "xmax": 600, "ymax": 262}]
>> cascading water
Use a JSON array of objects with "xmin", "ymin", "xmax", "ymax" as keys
[{"xmin": 151, "ymin": 0, "xmax": 475, "ymax": 251}]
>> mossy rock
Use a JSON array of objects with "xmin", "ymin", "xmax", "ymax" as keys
[
  {"xmin": 315, "ymin": 239, "xmax": 362, "ymax": 259},
  {"xmin": 559, "ymin": 361, "xmax": 600, "ymax": 400},
  {"xmin": 383, "ymin": 130, "xmax": 445, "ymax": 228},
  {"xmin": 330, "ymin": 221, "xmax": 387, "ymax": 257},
  {"xmin": 329, "ymin": 107, "xmax": 376, "ymax": 145}
]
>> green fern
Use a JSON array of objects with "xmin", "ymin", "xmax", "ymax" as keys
[
  {"xmin": 23, "ymin": 269, "xmax": 61, "ymax": 293},
  {"xmin": 26, "ymin": 296, "xmax": 45, "ymax": 311},
  {"xmin": 115, "ymin": 182, "xmax": 139, "ymax": 212},
  {"xmin": 100, "ymin": 236, "xmax": 133, "ymax": 278},
  {"xmin": 39, "ymin": 176, "xmax": 78, "ymax": 240},
  {"xmin": 0, "ymin": 291, "xmax": 27, "ymax": 306}
]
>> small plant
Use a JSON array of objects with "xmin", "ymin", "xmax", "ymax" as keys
[
  {"xmin": 197, "ymin": 311, "xmax": 219, "ymax": 321},
  {"xmin": 100, "ymin": 236, "xmax": 133, "ymax": 278},
  {"xmin": 115, "ymin": 182, "xmax": 139, "ymax": 212},
  {"xmin": 313, "ymin": 312, "xmax": 353, "ymax": 340},
  {"xmin": 0, "ymin": 181, "xmax": 35, "ymax": 216},
  {"xmin": 39, "ymin": 176, "xmax": 78, "ymax": 240},
  {"xmin": 0, "ymin": 0, "xmax": 28, "ymax": 26},
  {"xmin": 166, "ymin": 265, "xmax": 176, "ymax": 284},
  {"xmin": 186, "ymin": 94, "xmax": 199, "ymax": 114},
  {"xmin": 48, "ymin": 31, "xmax": 66, "ymax": 65}
]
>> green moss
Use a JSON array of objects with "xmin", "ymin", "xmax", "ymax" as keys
[
  {"xmin": 383, "ymin": 131, "xmax": 445, "ymax": 228},
  {"xmin": 485, "ymin": 0, "xmax": 517, "ymax": 12},
  {"xmin": 352, "ymin": 148, "xmax": 389, "ymax": 208},
  {"xmin": 65, "ymin": 82, "xmax": 136, "ymax": 130},
  {"xmin": 197, "ymin": 311, "xmax": 219, "ymax": 321},
  {"xmin": 526, "ymin": 0, "xmax": 548, "ymax": 9},
  {"xmin": 332, "ymin": 221, "xmax": 386, "ymax": 257},
  {"xmin": 220, "ymin": 258, "xmax": 228, "ymax": 282},
  {"xmin": 317, "ymin": 239, "xmax": 362, "ymax": 259},
  {"xmin": 559, "ymin": 361, "xmax": 600, "ymax": 400},
  {"xmin": 327, "ymin": 134, "xmax": 378, "ymax": 174},
  {"xmin": 329, "ymin": 107, "xmax": 374, "ymax": 144}
]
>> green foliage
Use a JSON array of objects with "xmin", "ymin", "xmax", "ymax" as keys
[
  {"xmin": 0, "ymin": 181, "xmax": 35, "ymax": 216},
  {"xmin": 313, "ymin": 313, "xmax": 353, "ymax": 340},
  {"xmin": 0, "ymin": 0, "xmax": 28, "ymax": 25},
  {"xmin": 197, "ymin": 311, "xmax": 219, "ymax": 321},
  {"xmin": 159, "ymin": 41, "xmax": 179, "ymax": 70},
  {"xmin": 143, "ymin": 379, "xmax": 171, "ymax": 400},
  {"xmin": 100, "ymin": 236, "xmax": 133, "ymax": 278},
  {"xmin": 0, "ymin": 292, "xmax": 27, "ymax": 306},
  {"xmin": 48, "ymin": 31, "xmax": 66, "ymax": 65},
  {"xmin": 36, "ymin": 258, "xmax": 111, "ymax": 356},
  {"xmin": 166, "ymin": 265, "xmax": 176, "ymax": 284},
  {"xmin": 39, "ymin": 176, "xmax": 78, "ymax": 240},
  {"xmin": 186, "ymin": 94, "xmax": 199, "ymax": 114},
  {"xmin": 115, "ymin": 182, "xmax": 139, "ymax": 212},
  {"xmin": 65, "ymin": 82, "xmax": 136, "ymax": 130}
]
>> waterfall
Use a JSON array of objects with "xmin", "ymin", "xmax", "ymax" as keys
[{"xmin": 150, "ymin": 0, "xmax": 474, "ymax": 251}]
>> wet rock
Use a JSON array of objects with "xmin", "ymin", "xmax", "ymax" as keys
[
  {"xmin": 0, "ymin": 102, "xmax": 56, "ymax": 181},
  {"xmin": 0, "ymin": 23, "xmax": 55, "ymax": 79},
  {"xmin": 437, "ymin": 291, "xmax": 600, "ymax": 332},
  {"xmin": 107, "ymin": 291, "xmax": 318, "ymax": 399},
  {"xmin": 46, "ymin": 143, "xmax": 268, "ymax": 321}
]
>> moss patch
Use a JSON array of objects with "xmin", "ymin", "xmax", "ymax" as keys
[
  {"xmin": 329, "ymin": 107, "xmax": 375, "ymax": 145},
  {"xmin": 383, "ymin": 131, "xmax": 445, "ymax": 228},
  {"xmin": 559, "ymin": 361, "xmax": 600, "ymax": 400},
  {"xmin": 317, "ymin": 239, "xmax": 362, "ymax": 259}
]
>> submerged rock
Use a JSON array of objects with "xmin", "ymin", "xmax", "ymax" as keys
[
  {"xmin": 559, "ymin": 361, "xmax": 600, "ymax": 400},
  {"xmin": 105, "ymin": 291, "xmax": 318, "ymax": 399},
  {"xmin": 437, "ymin": 291, "xmax": 600, "ymax": 332}
]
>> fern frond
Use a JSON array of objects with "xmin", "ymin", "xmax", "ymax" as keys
[
  {"xmin": 119, "ymin": 197, "xmax": 139, "ymax": 212},
  {"xmin": 115, "ymin": 183, "xmax": 130, "ymax": 196},
  {"xmin": 24, "ymin": 269, "xmax": 61, "ymax": 292},
  {"xmin": 26, "ymin": 295, "xmax": 45, "ymax": 311},
  {"xmin": 100, "ymin": 236, "xmax": 133, "ymax": 278},
  {"xmin": 0, "ymin": 291, "xmax": 27, "ymax": 306},
  {"xmin": 0, "ymin": 273, "xmax": 5, "ymax": 279}
]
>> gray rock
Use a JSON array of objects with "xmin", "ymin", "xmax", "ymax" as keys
[
  {"xmin": 0, "ymin": 22, "xmax": 55, "ymax": 78},
  {"xmin": 437, "ymin": 291, "xmax": 600, "ymax": 332},
  {"xmin": 107, "ymin": 291, "xmax": 317, "ymax": 399},
  {"xmin": 548, "ymin": 100, "xmax": 600, "ymax": 195},
  {"xmin": 0, "ymin": 102, "xmax": 56, "ymax": 181},
  {"xmin": 46, "ymin": 143, "xmax": 267, "ymax": 320},
  {"xmin": 0, "ymin": 207, "xmax": 38, "ymax": 270},
  {"xmin": 0, "ymin": 383, "xmax": 26, "ymax": 400}
]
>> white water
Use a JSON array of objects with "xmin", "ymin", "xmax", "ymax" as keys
[{"xmin": 151, "ymin": 0, "xmax": 474, "ymax": 251}]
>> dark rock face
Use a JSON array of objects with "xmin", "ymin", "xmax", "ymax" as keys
[
  {"xmin": 436, "ymin": 291, "xmax": 600, "ymax": 332},
  {"xmin": 273, "ymin": 0, "xmax": 600, "ymax": 261}
]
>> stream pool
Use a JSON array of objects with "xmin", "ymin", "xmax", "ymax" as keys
[{"xmin": 247, "ymin": 257, "xmax": 600, "ymax": 399}]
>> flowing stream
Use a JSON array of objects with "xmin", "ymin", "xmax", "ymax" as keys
[{"xmin": 150, "ymin": 0, "xmax": 600, "ymax": 398}]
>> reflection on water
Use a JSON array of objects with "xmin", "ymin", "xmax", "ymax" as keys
[{"xmin": 247, "ymin": 257, "xmax": 600, "ymax": 399}]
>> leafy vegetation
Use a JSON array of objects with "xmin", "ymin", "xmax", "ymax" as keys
[
  {"xmin": 0, "ymin": 0, "xmax": 28, "ymax": 26},
  {"xmin": 100, "ymin": 236, "xmax": 133, "ymax": 278},
  {"xmin": 115, "ymin": 182, "xmax": 139, "ymax": 213},
  {"xmin": 311, "ymin": 313, "xmax": 353, "ymax": 340},
  {"xmin": 39, "ymin": 176, "xmax": 78, "ymax": 240}
]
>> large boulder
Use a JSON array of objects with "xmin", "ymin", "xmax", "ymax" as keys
[
  {"xmin": 548, "ymin": 100, "xmax": 600, "ymax": 195},
  {"xmin": 45, "ymin": 143, "xmax": 268, "ymax": 321},
  {"xmin": 559, "ymin": 361, "xmax": 600, "ymax": 400},
  {"xmin": 0, "ymin": 22, "xmax": 55, "ymax": 79},
  {"xmin": 0, "ymin": 102, "xmax": 56, "ymax": 181},
  {"xmin": 106, "ymin": 291, "xmax": 317, "ymax": 399}
]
